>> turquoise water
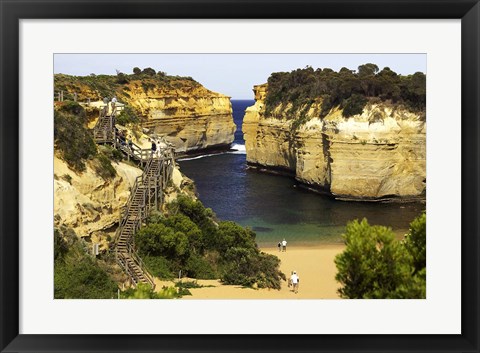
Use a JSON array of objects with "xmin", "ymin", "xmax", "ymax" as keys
[{"xmin": 178, "ymin": 100, "xmax": 425, "ymax": 247}]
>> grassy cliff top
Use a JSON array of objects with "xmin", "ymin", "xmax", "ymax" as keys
[{"xmin": 54, "ymin": 67, "xmax": 225, "ymax": 102}]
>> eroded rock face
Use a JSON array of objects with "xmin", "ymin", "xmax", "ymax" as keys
[
  {"xmin": 125, "ymin": 84, "xmax": 236, "ymax": 153},
  {"xmin": 54, "ymin": 156, "xmax": 142, "ymax": 247},
  {"xmin": 54, "ymin": 156, "xmax": 195, "ymax": 248},
  {"xmin": 243, "ymin": 85, "xmax": 426, "ymax": 201}
]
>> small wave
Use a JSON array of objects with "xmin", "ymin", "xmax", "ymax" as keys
[
  {"xmin": 177, "ymin": 143, "xmax": 246, "ymax": 161},
  {"xmin": 229, "ymin": 143, "xmax": 246, "ymax": 155},
  {"xmin": 177, "ymin": 154, "xmax": 220, "ymax": 161}
]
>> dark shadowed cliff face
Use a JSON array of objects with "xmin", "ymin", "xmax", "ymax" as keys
[{"xmin": 243, "ymin": 84, "xmax": 426, "ymax": 201}]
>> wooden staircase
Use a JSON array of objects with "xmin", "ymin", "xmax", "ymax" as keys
[
  {"xmin": 93, "ymin": 111, "xmax": 116, "ymax": 144},
  {"xmin": 93, "ymin": 112, "xmax": 175, "ymax": 289}
]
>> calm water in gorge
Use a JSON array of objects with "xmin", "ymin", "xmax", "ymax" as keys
[{"xmin": 178, "ymin": 100, "xmax": 425, "ymax": 247}]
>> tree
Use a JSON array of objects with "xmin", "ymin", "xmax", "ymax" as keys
[
  {"xmin": 142, "ymin": 67, "xmax": 156, "ymax": 76},
  {"xmin": 403, "ymin": 212, "xmax": 426, "ymax": 275},
  {"xmin": 221, "ymin": 247, "xmax": 285, "ymax": 289},
  {"xmin": 136, "ymin": 223, "xmax": 189, "ymax": 260},
  {"xmin": 334, "ymin": 218, "xmax": 418, "ymax": 299},
  {"xmin": 341, "ymin": 94, "xmax": 368, "ymax": 118},
  {"xmin": 133, "ymin": 67, "xmax": 141, "ymax": 75},
  {"xmin": 357, "ymin": 63, "xmax": 379, "ymax": 77},
  {"xmin": 116, "ymin": 72, "xmax": 129, "ymax": 84}
]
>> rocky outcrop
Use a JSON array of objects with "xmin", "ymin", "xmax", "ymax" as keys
[
  {"xmin": 55, "ymin": 74, "xmax": 236, "ymax": 154},
  {"xmin": 54, "ymin": 156, "xmax": 141, "ymax": 248},
  {"xmin": 125, "ymin": 83, "xmax": 235, "ymax": 153},
  {"xmin": 243, "ymin": 84, "xmax": 426, "ymax": 201}
]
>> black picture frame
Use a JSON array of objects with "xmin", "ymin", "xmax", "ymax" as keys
[{"xmin": 1, "ymin": 1, "xmax": 479, "ymax": 352}]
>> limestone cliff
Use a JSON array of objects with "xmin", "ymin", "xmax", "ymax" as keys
[
  {"xmin": 54, "ymin": 73, "xmax": 236, "ymax": 154},
  {"xmin": 54, "ymin": 156, "xmax": 195, "ymax": 248},
  {"xmin": 243, "ymin": 84, "xmax": 426, "ymax": 201},
  {"xmin": 54, "ymin": 156, "xmax": 141, "ymax": 248},
  {"xmin": 122, "ymin": 82, "xmax": 235, "ymax": 153}
]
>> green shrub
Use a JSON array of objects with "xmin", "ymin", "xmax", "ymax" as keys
[
  {"xmin": 214, "ymin": 221, "xmax": 257, "ymax": 254},
  {"xmin": 341, "ymin": 94, "xmax": 368, "ymax": 118},
  {"xmin": 176, "ymin": 287, "xmax": 192, "ymax": 296},
  {"xmin": 55, "ymin": 256, "xmax": 118, "ymax": 299},
  {"xmin": 167, "ymin": 195, "xmax": 218, "ymax": 245},
  {"xmin": 116, "ymin": 72, "xmax": 129, "ymax": 84},
  {"xmin": 143, "ymin": 255, "xmax": 175, "ymax": 279},
  {"xmin": 141, "ymin": 82, "xmax": 155, "ymax": 93},
  {"xmin": 136, "ymin": 223, "xmax": 189, "ymax": 260},
  {"xmin": 120, "ymin": 283, "xmax": 178, "ymax": 299},
  {"xmin": 185, "ymin": 254, "xmax": 217, "ymax": 279},
  {"xmin": 54, "ymin": 228, "xmax": 69, "ymax": 261},
  {"xmin": 334, "ymin": 216, "xmax": 426, "ymax": 299},
  {"xmin": 403, "ymin": 212, "xmax": 426, "ymax": 275},
  {"xmin": 58, "ymin": 101, "xmax": 86, "ymax": 118},
  {"xmin": 175, "ymin": 280, "xmax": 204, "ymax": 289},
  {"xmin": 54, "ymin": 229, "xmax": 118, "ymax": 299},
  {"xmin": 54, "ymin": 109, "xmax": 97, "ymax": 172},
  {"xmin": 61, "ymin": 174, "xmax": 72, "ymax": 184},
  {"xmin": 116, "ymin": 105, "xmax": 139, "ymax": 126},
  {"xmin": 264, "ymin": 64, "xmax": 426, "ymax": 123},
  {"xmin": 142, "ymin": 67, "xmax": 156, "ymax": 76},
  {"xmin": 98, "ymin": 145, "xmax": 123, "ymax": 162},
  {"xmin": 221, "ymin": 247, "xmax": 286, "ymax": 289},
  {"xmin": 92, "ymin": 153, "xmax": 117, "ymax": 179}
]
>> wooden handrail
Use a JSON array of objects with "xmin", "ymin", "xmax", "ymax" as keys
[{"xmin": 94, "ymin": 107, "xmax": 175, "ymax": 289}]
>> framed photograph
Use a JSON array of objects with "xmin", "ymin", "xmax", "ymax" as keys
[{"xmin": 1, "ymin": 0, "xmax": 478, "ymax": 352}]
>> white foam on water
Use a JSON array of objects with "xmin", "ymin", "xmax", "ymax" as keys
[
  {"xmin": 177, "ymin": 154, "xmax": 220, "ymax": 161},
  {"xmin": 229, "ymin": 143, "xmax": 246, "ymax": 154},
  {"xmin": 177, "ymin": 143, "xmax": 246, "ymax": 161}
]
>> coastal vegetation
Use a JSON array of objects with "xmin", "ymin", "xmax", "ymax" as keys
[
  {"xmin": 264, "ymin": 64, "xmax": 426, "ymax": 122},
  {"xmin": 334, "ymin": 213, "xmax": 426, "ymax": 299},
  {"xmin": 54, "ymin": 101, "xmax": 118, "ymax": 178},
  {"xmin": 54, "ymin": 67, "xmax": 200, "ymax": 105},
  {"xmin": 136, "ymin": 195, "xmax": 286, "ymax": 290},
  {"xmin": 54, "ymin": 227, "xmax": 119, "ymax": 299},
  {"xmin": 54, "ymin": 227, "xmax": 184, "ymax": 299},
  {"xmin": 54, "ymin": 101, "xmax": 97, "ymax": 172}
]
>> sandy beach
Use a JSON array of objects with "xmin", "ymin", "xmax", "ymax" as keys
[{"xmin": 166, "ymin": 244, "xmax": 345, "ymax": 299}]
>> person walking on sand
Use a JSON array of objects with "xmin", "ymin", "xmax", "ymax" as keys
[
  {"xmin": 278, "ymin": 241, "xmax": 282, "ymax": 252},
  {"xmin": 290, "ymin": 271, "xmax": 299, "ymax": 294},
  {"xmin": 282, "ymin": 238, "xmax": 287, "ymax": 252}
]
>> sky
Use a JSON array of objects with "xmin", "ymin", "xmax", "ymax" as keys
[{"xmin": 54, "ymin": 54, "xmax": 426, "ymax": 99}]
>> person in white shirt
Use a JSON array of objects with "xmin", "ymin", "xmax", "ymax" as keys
[
  {"xmin": 290, "ymin": 271, "xmax": 299, "ymax": 293},
  {"xmin": 111, "ymin": 96, "xmax": 117, "ymax": 116},
  {"xmin": 282, "ymin": 239, "xmax": 287, "ymax": 252}
]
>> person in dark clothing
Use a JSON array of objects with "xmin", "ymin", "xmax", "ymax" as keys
[{"xmin": 151, "ymin": 140, "xmax": 157, "ymax": 156}]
